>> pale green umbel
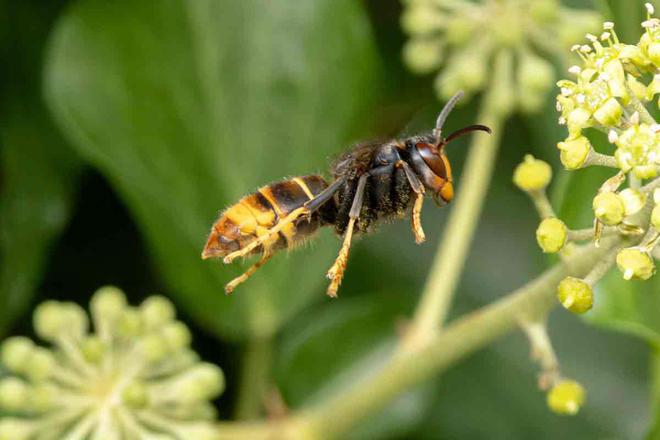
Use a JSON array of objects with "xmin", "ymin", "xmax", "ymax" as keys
[
  {"xmin": 401, "ymin": 0, "xmax": 601, "ymax": 112},
  {"xmin": 0, "ymin": 286, "xmax": 224, "ymax": 440}
]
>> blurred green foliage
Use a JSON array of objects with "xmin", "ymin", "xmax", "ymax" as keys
[{"xmin": 0, "ymin": 0, "xmax": 657, "ymax": 438}]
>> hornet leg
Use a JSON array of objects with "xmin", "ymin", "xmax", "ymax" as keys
[
  {"xmin": 397, "ymin": 161, "xmax": 426, "ymax": 244},
  {"xmin": 326, "ymin": 174, "xmax": 368, "ymax": 297}
]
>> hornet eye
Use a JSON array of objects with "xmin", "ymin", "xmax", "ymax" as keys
[{"xmin": 415, "ymin": 143, "xmax": 446, "ymax": 177}]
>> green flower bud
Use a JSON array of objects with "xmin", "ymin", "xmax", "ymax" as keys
[
  {"xmin": 530, "ymin": 0, "xmax": 560, "ymax": 23},
  {"xmin": 117, "ymin": 308, "xmax": 143, "ymax": 337},
  {"xmin": 139, "ymin": 333, "xmax": 169, "ymax": 363},
  {"xmin": 403, "ymin": 39, "xmax": 443, "ymax": 74},
  {"xmin": 444, "ymin": 16, "xmax": 474, "ymax": 46},
  {"xmin": 557, "ymin": 277, "xmax": 593, "ymax": 314},
  {"xmin": 33, "ymin": 301, "xmax": 68, "ymax": 341},
  {"xmin": 81, "ymin": 336, "xmax": 105, "ymax": 363},
  {"xmin": 1, "ymin": 337, "xmax": 34, "ymax": 374},
  {"xmin": 652, "ymin": 205, "xmax": 660, "ymax": 229},
  {"xmin": 25, "ymin": 348, "xmax": 55, "ymax": 382},
  {"xmin": 592, "ymin": 97, "xmax": 622, "ymax": 126},
  {"xmin": 513, "ymin": 155, "xmax": 552, "ymax": 192},
  {"xmin": 619, "ymin": 188, "xmax": 647, "ymax": 216},
  {"xmin": 140, "ymin": 296, "xmax": 175, "ymax": 329},
  {"xmin": 90, "ymin": 285, "xmax": 127, "ymax": 323},
  {"xmin": 162, "ymin": 321, "xmax": 192, "ymax": 352},
  {"xmin": 547, "ymin": 380, "xmax": 585, "ymax": 415},
  {"xmin": 0, "ymin": 418, "xmax": 33, "ymax": 440},
  {"xmin": 536, "ymin": 218, "xmax": 567, "ymax": 253},
  {"xmin": 557, "ymin": 136, "xmax": 591, "ymax": 170},
  {"xmin": 400, "ymin": 4, "xmax": 445, "ymax": 35},
  {"xmin": 566, "ymin": 108, "xmax": 591, "ymax": 138},
  {"xmin": 518, "ymin": 53, "xmax": 554, "ymax": 111},
  {"xmin": 616, "ymin": 248, "xmax": 655, "ymax": 280},
  {"xmin": 0, "ymin": 378, "xmax": 29, "ymax": 411},
  {"xmin": 122, "ymin": 381, "xmax": 149, "ymax": 408},
  {"xmin": 592, "ymin": 192, "xmax": 625, "ymax": 225},
  {"xmin": 648, "ymin": 42, "xmax": 660, "ymax": 67},
  {"xmin": 178, "ymin": 363, "xmax": 226, "ymax": 403}
]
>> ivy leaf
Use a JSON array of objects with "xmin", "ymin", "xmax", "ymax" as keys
[
  {"xmin": 45, "ymin": 0, "xmax": 380, "ymax": 339},
  {"xmin": 0, "ymin": 103, "xmax": 82, "ymax": 333}
]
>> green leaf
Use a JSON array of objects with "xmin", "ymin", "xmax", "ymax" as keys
[
  {"xmin": 649, "ymin": 347, "xmax": 660, "ymax": 440},
  {"xmin": 0, "ymin": 0, "xmax": 83, "ymax": 334},
  {"xmin": 276, "ymin": 295, "xmax": 434, "ymax": 439},
  {"xmin": 0, "ymin": 103, "xmax": 82, "ymax": 333},
  {"xmin": 45, "ymin": 0, "xmax": 380, "ymax": 339}
]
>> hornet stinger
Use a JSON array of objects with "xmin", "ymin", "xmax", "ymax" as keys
[{"xmin": 202, "ymin": 91, "xmax": 491, "ymax": 297}]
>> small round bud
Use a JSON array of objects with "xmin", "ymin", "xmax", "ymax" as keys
[
  {"xmin": 592, "ymin": 192, "xmax": 625, "ymax": 225},
  {"xmin": 117, "ymin": 308, "xmax": 143, "ymax": 337},
  {"xmin": 557, "ymin": 136, "xmax": 591, "ymax": 170},
  {"xmin": 1, "ymin": 337, "xmax": 34, "ymax": 374},
  {"xmin": 0, "ymin": 418, "xmax": 33, "ymax": 440},
  {"xmin": 557, "ymin": 277, "xmax": 593, "ymax": 314},
  {"xmin": 400, "ymin": 5, "xmax": 445, "ymax": 35},
  {"xmin": 25, "ymin": 348, "xmax": 55, "ymax": 382},
  {"xmin": 90, "ymin": 285, "xmax": 127, "ymax": 322},
  {"xmin": 616, "ymin": 248, "xmax": 655, "ymax": 280},
  {"xmin": 177, "ymin": 363, "xmax": 226, "ymax": 403},
  {"xmin": 529, "ymin": 0, "xmax": 560, "ymax": 23},
  {"xmin": 140, "ymin": 296, "xmax": 175, "ymax": 329},
  {"xmin": 33, "ymin": 301, "xmax": 68, "ymax": 341},
  {"xmin": 0, "ymin": 378, "xmax": 29, "ymax": 411},
  {"xmin": 139, "ymin": 333, "xmax": 169, "ymax": 363},
  {"xmin": 162, "ymin": 321, "xmax": 192, "ymax": 352},
  {"xmin": 81, "ymin": 336, "xmax": 106, "ymax": 363},
  {"xmin": 652, "ymin": 205, "xmax": 660, "ymax": 229},
  {"xmin": 122, "ymin": 381, "xmax": 149, "ymax": 408},
  {"xmin": 566, "ymin": 108, "xmax": 591, "ymax": 138},
  {"xmin": 513, "ymin": 155, "xmax": 552, "ymax": 192},
  {"xmin": 547, "ymin": 380, "xmax": 585, "ymax": 415},
  {"xmin": 592, "ymin": 97, "xmax": 622, "ymax": 126},
  {"xmin": 619, "ymin": 188, "xmax": 647, "ymax": 216},
  {"xmin": 536, "ymin": 218, "xmax": 567, "ymax": 253},
  {"xmin": 61, "ymin": 303, "xmax": 89, "ymax": 338},
  {"xmin": 402, "ymin": 39, "xmax": 443, "ymax": 74}
]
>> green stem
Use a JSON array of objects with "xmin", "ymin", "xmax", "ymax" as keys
[
  {"xmin": 217, "ymin": 237, "xmax": 620, "ymax": 439},
  {"xmin": 403, "ymin": 92, "xmax": 506, "ymax": 351},
  {"xmin": 233, "ymin": 336, "xmax": 273, "ymax": 420}
]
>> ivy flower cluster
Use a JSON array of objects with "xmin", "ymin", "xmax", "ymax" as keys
[
  {"xmin": 0, "ymin": 286, "xmax": 224, "ymax": 440},
  {"xmin": 401, "ymin": 0, "xmax": 600, "ymax": 112},
  {"xmin": 514, "ymin": 5, "xmax": 660, "ymax": 417}
]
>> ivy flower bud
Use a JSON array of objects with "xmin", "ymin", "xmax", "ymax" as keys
[
  {"xmin": 547, "ymin": 380, "xmax": 586, "ymax": 415},
  {"xmin": 513, "ymin": 155, "xmax": 552, "ymax": 192},
  {"xmin": 592, "ymin": 97, "xmax": 622, "ymax": 126},
  {"xmin": 403, "ymin": 39, "xmax": 444, "ymax": 74},
  {"xmin": 0, "ymin": 378, "xmax": 29, "ymax": 412},
  {"xmin": 557, "ymin": 277, "xmax": 593, "ymax": 314},
  {"xmin": 592, "ymin": 192, "xmax": 625, "ymax": 225},
  {"xmin": 90, "ymin": 285, "xmax": 127, "ymax": 322},
  {"xmin": 617, "ymin": 248, "xmax": 656, "ymax": 280},
  {"xmin": 1, "ymin": 337, "xmax": 34, "ymax": 374},
  {"xmin": 24, "ymin": 348, "xmax": 55, "ymax": 382},
  {"xmin": 566, "ymin": 108, "xmax": 591, "ymax": 138},
  {"xmin": 651, "ymin": 204, "xmax": 660, "ymax": 229},
  {"xmin": 518, "ymin": 52, "xmax": 555, "ymax": 111},
  {"xmin": 619, "ymin": 188, "xmax": 647, "ymax": 216},
  {"xmin": 536, "ymin": 218, "xmax": 567, "ymax": 253},
  {"xmin": 140, "ymin": 295, "xmax": 176, "ymax": 329},
  {"xmin": 557, "ymin": 136, "xmax": 591, "ymax": 170}
]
